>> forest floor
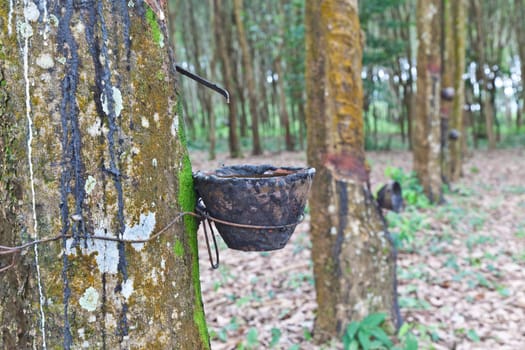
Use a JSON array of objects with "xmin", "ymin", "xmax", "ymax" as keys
[{"xmin": 190, "ymin": 148, "xmax": 525, "ymax": 350}]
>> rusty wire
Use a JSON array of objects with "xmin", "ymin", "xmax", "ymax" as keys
[
  {"xmin": 0, "ymin": 211, "xmax": 198, "ymax": 272},
  {"xmin": 0, "ymin": 209, "xmax": 304, "ymax": 272}
]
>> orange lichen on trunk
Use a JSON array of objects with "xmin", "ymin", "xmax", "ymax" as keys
[{"xmin": 306, "ymin": 0, "xmax": 400, "ymax": 342}]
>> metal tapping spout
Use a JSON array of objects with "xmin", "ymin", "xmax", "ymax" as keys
[{"xmin": 175, "ymin": 64, "xmax": 230, "ymax": 103}]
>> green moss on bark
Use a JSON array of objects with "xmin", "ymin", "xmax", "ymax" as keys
[
  {"xmin": 176, "ymin": 100, "xmax": 210, "ymax": 348},
  {"xmin": 145, "ymin": 7, "xmax": 165, "ymax": 48}
]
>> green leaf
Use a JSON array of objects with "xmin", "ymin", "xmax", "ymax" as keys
[
  {"xmin": 269, "ymin": 328, "xmax": 281, "ymax": 348},
  {"xmin": 404, "ymin": 334, "xmax": 418, "ymax": 350},
  {"xmin": 246, "ymin": 327, "xmax": 258, "ymax": 346},
  {"xmin": 398, "ymin": 323, "xmax": 411, "ymax": 338},
  {"xmin": 361, "ymin": 313, "xmax": 386, "ymax": 328},
  {"xmin": 303, "ymin": 328, "xmax": 312, "ymax": 341},
  {"xmin": 349, "ymin": 339, "xmax": 360, "ymax": 350},
  {"xmin": 358, "ymin": 330, "xmax": 372, "ymax": 350},
  {"xmin": 369, "ymin": 340, "xmax": 386, "ymax": 349},
  {"xmin": 369, "ymin": 327, "xmax": 393, "ymax": 347},
  {"xmin": 466, "ymin": 329, "xmax": 480, "ymax": 342},
  {"xmin": 346, "ymin": 321, "xmax": 361, "ymax": 339}
]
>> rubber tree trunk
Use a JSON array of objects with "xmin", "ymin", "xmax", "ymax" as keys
[
  {"xmin": 413, "ymin": 0, "xmax": 443, "ymax": 203},
  {"xmin": 233, "ymin": 0, "xmax": 262, "ymax": 155},
  {"xmin": 449, "ymin": 0, "xmax": 467, "ymax": 181},
  {"xmin": 441, "ymin": 0, "xmax": 454, "ymax": 184},
  {"xmin": 516, "ymin": 0, "xmax": 525, "ymax": 130},
  {"xmin": 305, "ymin": 0, "xmax": 401, "ymax": 342},
  {"xmin": 213, "ymin": 0, "xmax": 241, "ymax": 158},
  {"xmin": 274, "ymin": 56, "xmax": 294, "ymax": 151},
  {"xmin": 0, "ymin": 2, "xmax": 209, "ymax": 349},
  {"xmin": 471, "ymin": 0, "xmax": 496, "ymax": 150}
]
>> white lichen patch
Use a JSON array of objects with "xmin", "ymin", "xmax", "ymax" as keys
[
  {"xmin": 350, "ymin": 220, "xmax": 360, "ymax": 236},
  {"xmin": 121, "ymin": 278, "xmax": 134, "ymax": 301},
  {"xmin": 85, "ymin": 175, "xmax": 96, "ymax": 195},
  {"xmin": 327, "ymin": 204, "xmax": 336, "ymax": 214},
  {"xmin": 16, "ymin": 21, "xmax": 33, "ymax": 38},
  {"xmin": 79, "ymin": 287, "xmax": 99, "ymax": 312},
  {"xmin": 124, "ymin": 212, "xmax": 157, "ymax": 251},
  {"xmin": 101, "ymin": 86, "xmax": 123, "ymax": 117},
  {"xmin": 74, "ymin": 20, "xmax": 85, "ymax": 36},
  {"xmin": 330, "ymin": 227, "xmax": 337, "ymax": 235},
  {"xmin": 36, "ymin": 53, "xmax": 54, "ymax": 69},
  {"xmin": 87, "ymin": 118, "xmax": 108, "ymax": 137},
  {"xmin": 66, "ymin": 213, "xmax": 156, "ymax": 273},
  {"xmin": 150, "ymin": 268, "xmax": 158, "ymax": 284},
  {"xmin": 8, "ymin": 0, "xmax": 13, "ymax": 36},
  {"xmin": 152, "ymin": 158, "xmax": 158, "ymax": 168},
  {"xmin": 49, "ymin": 14, "xmax": 59, "ymax": 27},
  {"xmin": 66, "ymin": 228, "xmax": 120, "ymax": 274},
  {"xmin": 141, "ymin": 116, "xmax": 150, "ymax": 128},
  {"xmin": 24, "ymin": 1, "xmax": 40, "ymax": 22},
  {"xmin": 171, "ymin": 115, "xmax": 179, "ymax": 136}
]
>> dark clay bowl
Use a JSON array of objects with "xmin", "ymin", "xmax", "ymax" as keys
[{"xmin": 193, "ymin": 165, "xmax": 315, "ymax": 251}]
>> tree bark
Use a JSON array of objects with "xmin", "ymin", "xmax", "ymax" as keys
[
  {"xmin": 516, "ymin": 0, "xmax": 525, "ymax": 130},
  {"xmin": 274, "ymin": 56, "xmax": 294, "ymax": 151},
  {"xmin": 0, "ymin": 2, "xmax": 209, "ymax": 349},
  {"xmin": 233, "ymin": 0, "xmax": 262, "ymax": 155},
  {"xmin": 441, "ymin": 0, "xmax": 454, "ymax": 184},
  {"xmin": 306, "ymin": 0, "xmax": 401, "ymax": 342},
  {"xmin": 449, "ymin": 0, "xmax": 467, "ymax": 181},
  {"xmin": 471, "ymin": 0, "xmax": 496, "ymax": 150},
  {"xmin": 414, "ymin": 0, "xmax": 443, "ymax": 203},
  {"xmin": 187, "ymin": 0, "xmax": 215, "ymax": 159},
  {"xmin": 213, "ymin": 0, "xmax": 241, "ymax": 158}
]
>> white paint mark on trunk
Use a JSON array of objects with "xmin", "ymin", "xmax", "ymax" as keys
[{"xmin": 21, "ymin": 0, "xmax": 47, "ymax": 347}]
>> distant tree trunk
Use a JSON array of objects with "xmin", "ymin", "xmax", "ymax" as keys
[
  {"xmin": 449, "ymin": 0, "xmax": 467, "ymax": 181},
  {"xmin": 258, "ymin": 55, "xmax": 270, "ymax": 127},
  {"xmin": 414, "ymin": 0, "xmax": 443, "ymax": 203},
  {"xmin": 516, "ymin": 0, "xmax": 525, "ymax": 130},
  {"xmin": 391, "ymin": 3, "xmax": 415, "ymax": 149},
  {"xmin": 233, "ymin": 65, "xmax": 248, "ymax": 138},
  {"xmin": 274, "ymin": 56, "xmax": 294, "ymax": 151},
  {"xmin": 306, "ymin": 0, "xmax": 401, "ymax": 342},
  {"xmin": 441, "ymin": 0, "xmax": 454, "ymax": 184},
  {"xmin": 234, "ymin": 0, "xmax": 262, "ymax": 155},
  {"xmin": 471, "ymin": 0, "xmax": 496, "ymax": 150},
  {"xmin": 213, "ymin": 0, "xmax": 241, "ymax": 157},
  {"xmin": 0, "ymin": 2, "xmax": 209, "ymax": 349},
  {"xmin": 187, "ymin": 1, "xmax": 215, "ymax": 159},
  {"xmin": 178, "ymin": 20, "xmax": 197, "ymax": 141}
]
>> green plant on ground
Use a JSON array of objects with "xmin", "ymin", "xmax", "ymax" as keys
[
  {"xmin": 386, "ymin": 208, "xmax": 427, "ymax": 250},
  {"xmin": 236, "ymin": 327, "xmax": 259, "ymax": 350},
  {"xmin": 342, "ymin": 313, "xmax": 418, "ymax": 350},
  {"xmin": 343, "ymin": 313, "xmax": 392, "ymax": 350}
]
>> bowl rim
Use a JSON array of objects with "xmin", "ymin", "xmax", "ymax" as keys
[{"xmin": 193, "ymin": 164, "xmax": 316, "ymax": 182}]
